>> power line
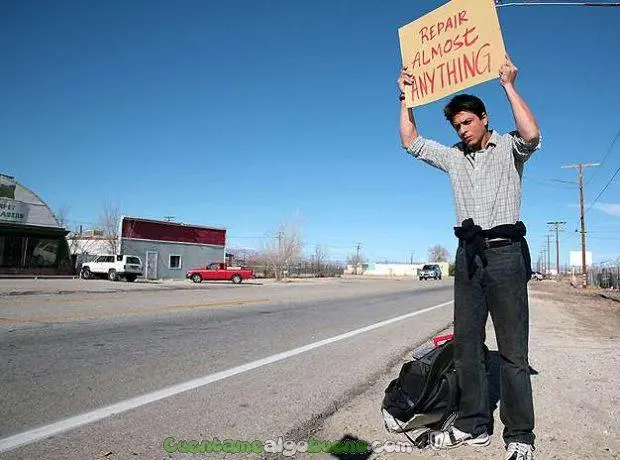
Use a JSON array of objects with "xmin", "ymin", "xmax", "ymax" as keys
[
  {"xmin": 523, "ymin": 176, "xmax": 576, "ymax": 189},
  {"xmin": 585, "ymin": 127, "xmax": 620, "ymax": 186},
  {"xmin": 559, "ymin": 126, "xmax": 620, "ymax": 247},
  {"xmin": 496, "ymin": 1, "xmax": 620, "ymax": 7},
  {"xmin": 587, "ymin": 235, "xmax": 620, "ymax": 240},
  {"xmin": 585, "ymin": 164, "xmax": 620, "ymax": 215}
]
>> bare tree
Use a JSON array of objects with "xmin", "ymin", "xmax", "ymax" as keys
[
  {"xmin": 98, "ymin": 201, "xmax": 121, "ymax": 254},
  {"xmin": 260, "ymin": 220, "xmax": 304, "ymax": 280},
  {"xmin": 347, "ymin": 252, "xmax": 367, "ymax": 274},
  {"xmin": 428, "ymin": 244, "xmax": 450, "ymax": 262},
  {"xmin": 55, "ymin": 205, "xmax": 71, "ymax": 228},
  {"xmin": 54, "ymin": 204, "xmax": 77, "ymax": 254},
  {"xmin": 313, "ymin": 245, "xmax": 329, "ymax": 277}
]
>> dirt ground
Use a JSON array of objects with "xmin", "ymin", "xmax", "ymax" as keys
[
  {"xmin": 313, "ymin": 279, "xmax": 620, "ymax": 460},
  {"xmin": 529, "ymin": 279, "xmax": 620, "ymax": 341}
]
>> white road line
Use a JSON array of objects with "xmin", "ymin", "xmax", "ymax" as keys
[{"xmin": 0, "ymin": 300, "xmax": 452, "ymax": 453}]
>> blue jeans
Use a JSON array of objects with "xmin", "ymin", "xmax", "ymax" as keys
[{"xmin": 452, "ymin": 241, "xmax": 535, "ymax": 446}]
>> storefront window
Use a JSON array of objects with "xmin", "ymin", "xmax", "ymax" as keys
[
  {"xmin": 25, "ymin": 238, "xmax": 59, "ymax": 268},
  {"xmin": 0, "ymin": 235, "xmax": 24, "ymax": 268}
]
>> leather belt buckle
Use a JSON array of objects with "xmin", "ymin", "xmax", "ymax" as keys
[{"xmin": 484, "ymin": 237, "xmax": 511, "ymax": 249}]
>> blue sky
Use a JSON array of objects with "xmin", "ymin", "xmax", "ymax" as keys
[{"xmin": 2, "ymin": 0, "xmax": 619, "ymax": 265}]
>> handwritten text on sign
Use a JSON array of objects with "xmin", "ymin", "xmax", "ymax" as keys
[{"xmin": 398, "ymin": 0, "xmax": 506, "ymax": 107}]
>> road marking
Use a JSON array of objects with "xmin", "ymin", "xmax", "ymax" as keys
[
  {"xmin": 0, "ymin": 300, "xmax": 453, "ymax": 453},
  {"xmin": 0, "ymin": 298, "xmax": 274, "ymax": 325}
]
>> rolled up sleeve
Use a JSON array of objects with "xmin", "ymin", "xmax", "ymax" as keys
[
  {"xmin": 405, "ymin": 137, "xmax": 452, "ymax": 173},
  {"xmin": 511, "ymin": 130, "xmax": 541, "ymax": 162}
]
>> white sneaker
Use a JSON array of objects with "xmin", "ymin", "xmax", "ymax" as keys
[
  {"xmin": 505, "ymin": 442, "xmax": 534, "ymax": 460},
  {"xmin": 429, "ymin": 426, "xmax": 490, "ymax": 450}
]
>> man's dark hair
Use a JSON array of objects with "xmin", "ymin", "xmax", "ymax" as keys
[{"xmin": 443, "ymin": 94, "xmax": 487, "ymax": 123}]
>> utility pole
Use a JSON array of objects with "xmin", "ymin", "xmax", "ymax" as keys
[
  {"xmin": 355, "ymin": 242, "xmax": 362, "ymax": 275},
  {"xmin": 547, "ymin": 233, "xmax": 551, "ymax": 276},
  {"xmin": 562, "ymin": 163, "xmax": 600, "ymax": 288},
  {"xmin": 547, "ymin": 221, "xmax": 566, "ymax": 277},
  {"xmin": 163, "ymin": 216, "xmax": 175, "ymax": 222}
]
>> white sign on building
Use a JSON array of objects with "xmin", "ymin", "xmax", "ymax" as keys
[
  {"xmin": 569, "ymin": 250, "xmax": 592, "ymax": 267},
  {"xmin": 0, "ymin": 198, "xmax": 28, "ymax": 223}
]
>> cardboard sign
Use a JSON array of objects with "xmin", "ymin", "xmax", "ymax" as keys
[{"xmin": 398, "ymin": 0, "xmax": 506, "ymax": 107}]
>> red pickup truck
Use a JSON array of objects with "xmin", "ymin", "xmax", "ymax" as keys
[{"xmin": 186, "ymin": 262, "xmax": 253, "ymax": 284}]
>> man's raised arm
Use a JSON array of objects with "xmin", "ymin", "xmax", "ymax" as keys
[
  {"xmin": 399, "ymin": 67, "xmax": 419, "ymax": 149},
  {"xmin": 499, "ymin": 55, "xmax": 540, "ymax": 144}
]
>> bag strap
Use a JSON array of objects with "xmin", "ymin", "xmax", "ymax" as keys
[
  {"xmin": 445, "ymin": 369, "xmax": 459, "ymax": 413},
  {"xmin": 436, "ymin": 370, "xmax": 459, "ymax": 429},
  {"xmin": 400, "ymin": 426, "xmax": 430, "ymax": 449}
]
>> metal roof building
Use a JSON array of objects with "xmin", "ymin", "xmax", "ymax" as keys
[{"xmin": 0, "ymin": 174, "xmax": 71, "ymax": 275}]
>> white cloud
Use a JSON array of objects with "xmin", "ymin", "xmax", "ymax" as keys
[{"xmin": 593, "ymin": 202, "xmax": 620, "ymax": 217}]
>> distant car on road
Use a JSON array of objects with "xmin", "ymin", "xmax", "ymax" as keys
[
  {"xmin": 419, "ymin": 264, "xmax": 442, "ymax": 281},
  {"xmin": 531, "ymin": 271, "xmax": 544, "ymax": 281},
  {"xmin": 80, "ymin": 254, "xmax": 143, "ymax": 282},
  {"xmin": 186, "ymin": 262, "xmax": 253, "ymax": 284}
]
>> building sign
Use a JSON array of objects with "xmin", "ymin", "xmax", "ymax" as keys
[
  {"xmin": 569, "ymin": 250, "xmax": 592, "ymax": 267},
  {"xmin": 398, "ymin": 0, "xmax": 506, "ymax": 107},
  {"xmin": 0, "ymin": 199, "xmax": 27, "ymax": 223}
]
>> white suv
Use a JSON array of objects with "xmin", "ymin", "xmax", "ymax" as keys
[{"xmin": 81, "ymin": 254, "xmax": 143, "ymax": 282}]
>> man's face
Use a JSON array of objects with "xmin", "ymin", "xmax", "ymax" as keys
[{"xmin": 451, "ymin": 111, "xmax": 488, "ymax": 150}]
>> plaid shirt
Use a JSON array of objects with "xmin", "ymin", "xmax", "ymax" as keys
[{"xmin": 406, "ymin": 130, "xmax": 540, "ymax": 230}]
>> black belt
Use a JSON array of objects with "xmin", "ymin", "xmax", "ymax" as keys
[
  {"xmin": 460, "ymin": 237, "xmax": 514, "ymax": 249},
  {"xmin": 454, "ymin": 219, "xmax": 532, "ymax": 281}
]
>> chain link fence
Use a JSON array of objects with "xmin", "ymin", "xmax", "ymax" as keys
[
  {"xmin": 242, "ymin": 261, "xmax": 345, "ymax": 279},
  {"xmin": 587, "ymin": 265, "xmax": 620, "ymax": 289}
]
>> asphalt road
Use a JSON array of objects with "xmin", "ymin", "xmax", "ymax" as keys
[{"xmin": 0, "ymin": 279, "xmax": 454, "ymax": 459}]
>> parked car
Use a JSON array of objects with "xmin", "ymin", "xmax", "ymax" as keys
[
  {"xmin": 531, "ymin": 271, "xmax": 544, "ymax": 281},
  {"xmin": 80, "ymin": 254, "xmax": 143, "ymax": 282},
  {"xmin": 419, "ymin": 264, "xmax": 442, "ymax": 281},
  {"xmin": 186, "ymin": 262, "xmax": 254, "ymax": 284}
]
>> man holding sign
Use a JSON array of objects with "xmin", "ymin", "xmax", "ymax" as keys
[
  {"xmin": 397, "ymin": 1, "xmax": 538, "ymax": 459},
  {"xmin": 398, "ymin": 54, "xmax": 539, "ymax": 458}
]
